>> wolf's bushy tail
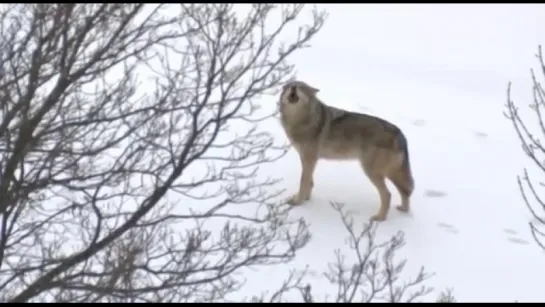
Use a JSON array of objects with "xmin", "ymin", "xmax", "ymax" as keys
[{"xmin": 396, "ymin": 130, "xmax": 414, "ymax": 195}]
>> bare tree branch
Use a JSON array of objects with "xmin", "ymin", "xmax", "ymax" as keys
[
  {"xmin": 0, "ymin": 3, "xmax": 326, "ymax": 302},
  {"xmin": 505, "ymin": 45, "xmax": 545, "ymax": 250}
]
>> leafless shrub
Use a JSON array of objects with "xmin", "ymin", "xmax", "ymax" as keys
[
  {"xmin": 0, "ymin": 3, "xmax": 327, "ymax": 302},
  {"xmin": 505, "ymin": 45, "xmax": 545, "ymax": 250},
  {"xmin": 256, "ymin": 202, "xmax": 435, "ymax": 303},
  {"xmin": 436, "ymin": 288, "xmax": 456, "ymax": 303}
]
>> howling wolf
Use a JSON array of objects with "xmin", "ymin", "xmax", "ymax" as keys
[{"xmin": 278, "ymin": 80, "xmax": 414, "ymax": 222}]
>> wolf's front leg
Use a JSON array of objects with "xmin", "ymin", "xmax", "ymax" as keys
[{"xmin": 287, "ymin": 153, "xmax": 317, "ymax": 205}]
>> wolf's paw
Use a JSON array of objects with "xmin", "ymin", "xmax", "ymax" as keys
[
  {"xmin": 396, "ymin": 205, "xmax": 409, "ymax": 213},
  {"xmin": 370, "ymin": 214, "xmax": 386, "ymax": 222},
  {"xmin": 286, "ymin": 194, "xmax": 304, "ymax": 206}
]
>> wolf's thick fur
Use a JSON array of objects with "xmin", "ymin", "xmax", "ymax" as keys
[{"xmin": 279, "ymin": 80, "xmax": 414, "ymax": 221}]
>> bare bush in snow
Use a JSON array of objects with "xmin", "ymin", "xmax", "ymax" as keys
[
  {"xmin": 506, "ymin": 45, "xmax": 545, "ymax": 251},
  {"xmin": 257, "ymin": 202, "xmax": 436, "ymax": 303}
]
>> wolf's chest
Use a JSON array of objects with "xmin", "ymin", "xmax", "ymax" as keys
[
  {"xmin": 282, "ymin": 124, "xmax": 312, "ymax": 144},
  {"xmin": 280, "ymin": 112, "xmax": 311, "ymax": 138}
]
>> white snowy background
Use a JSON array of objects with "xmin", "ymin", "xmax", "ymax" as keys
[{"xmin": 226, "ymin": 4, "xmax": 545, "ymax": 302}]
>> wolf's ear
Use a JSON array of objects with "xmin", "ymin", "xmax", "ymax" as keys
[
  {"xmin": 304, "ymin": 84, "xmax": 319, "ymax": 96},
  {"xmin": 308, "ymin": 85, "xmax": 320, "ymax": 94}
]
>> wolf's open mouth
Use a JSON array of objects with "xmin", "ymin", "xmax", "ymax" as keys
[
  {"xmin": 288, "ymin": 93, "xmax": 298, "ymax": 103},
  {"xmin": 287, "ymin": 86, "xmax": 298, "ymax": 103}
]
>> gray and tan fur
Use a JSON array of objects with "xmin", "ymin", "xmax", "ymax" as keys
[{"xmin": 279, "ymin": 80, "xmax": 414, "ymax": 222}]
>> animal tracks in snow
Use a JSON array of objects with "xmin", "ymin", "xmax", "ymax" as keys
[
  {"xmin": 422, "ymin": 189, "xmax": 457, "ymax": 234},
  {"xmin": 473, "ymin": 131, "xmax": 488, "ymax": 139},
  {"xmin": 424, "ymin": 189, "xmax": 448, "ymax": 198},
  {"xmin": 411, "ymin": 119, "xmax": 427, "ymax": 127},
  {"xmin": 436, "ymin": 222, "xmax": 459, "ymax": 235},
  {"xmin": 503, "ymin": 228, "xmax": 530, "ymax": 246},
  {"xmin": 433, "ymin": 224, "xmax": 533, "ymax": 246}
]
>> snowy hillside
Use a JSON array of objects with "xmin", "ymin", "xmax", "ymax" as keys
[
  {"xmin": 3, "ymin": 3, "xmax": 545, "ymax": 302},
  {"xmin": 233, "ymin": 4, "xmax": 545, "ymax": 302}
]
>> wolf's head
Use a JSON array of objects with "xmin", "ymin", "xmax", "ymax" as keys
[{"xmin": 279, "ymin": 80, "xmax": 320, "ymax": 107}]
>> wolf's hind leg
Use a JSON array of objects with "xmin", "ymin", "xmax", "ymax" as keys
[
  {"xmin": 366, "ymin": 174, "xmax": 391, "ymax": 221},
  {"xmin": 389, "ymin": 170, "xmax": 412, "ymax": 213},
  {"xmin": 360, "ymin": 149, "xmax": 392, "ymax": 221}
]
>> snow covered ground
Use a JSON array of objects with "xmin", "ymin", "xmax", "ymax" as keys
[{"xmin": 229, "ymin": 4, "xmax": 545, "ymax": 303}]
